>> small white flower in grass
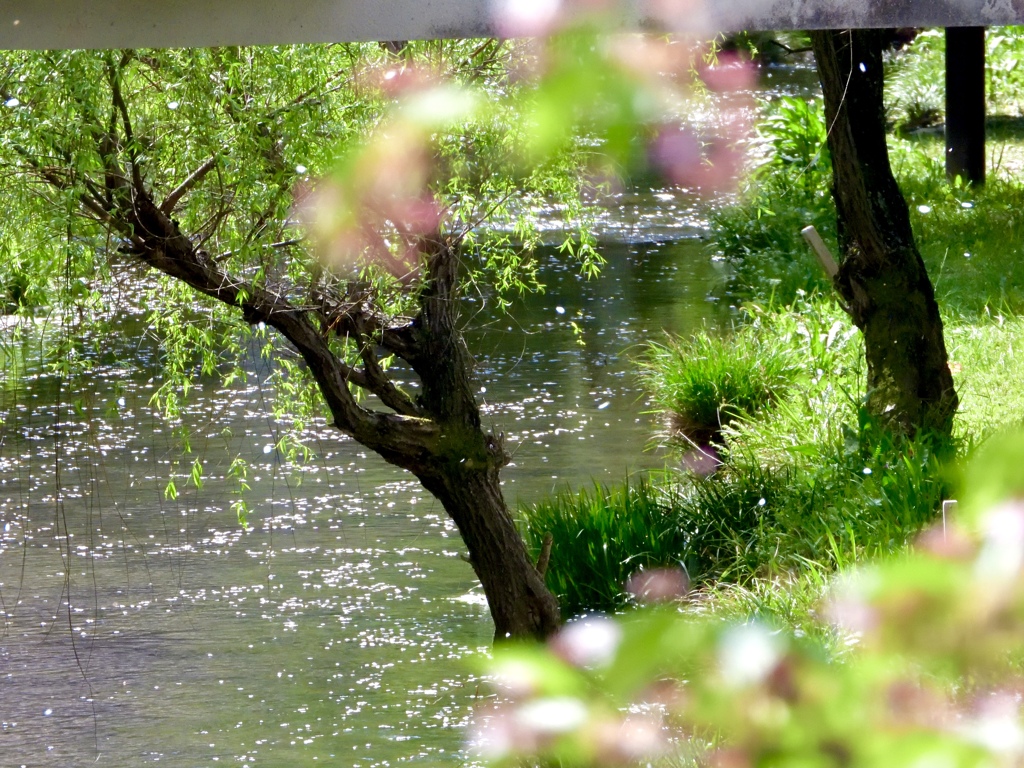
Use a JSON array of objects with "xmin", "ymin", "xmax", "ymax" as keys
[
  {"xmin": 5, "ymin": 97, "xmax": 19, "ymax": 108},
  {"xmin": 167, "ymin": 100, "xmax": 179, "ymax": 110},
  {"xmin": 718, "ymin": 623, "xmax": 784, "ymax": 688},
  {"xmin": 295, "ymin": 164, "xmax": 307, "ymax": 175},
  {"xmin": 918, "ymin": 204, "xmax": 932, "ymax": 214}
]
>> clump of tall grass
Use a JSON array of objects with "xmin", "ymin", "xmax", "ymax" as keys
[
  {"xmin": 519, "ymin": 478, "xmax": 688, "ymax": 616},
  {"xmin": 522, "ymin": 419, "xmax": 948, "ymax": 617},
  {"xmin": 639, "ymin": 326, "xmax": 800, "ymax": 446},
  {"xmin": 519, "ymin": 468, "xmax": 801, "ymax": 617}
]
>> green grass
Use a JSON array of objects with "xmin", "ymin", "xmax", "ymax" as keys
[
  {"xmin": 523, "ymin": 297, "xmax": 1024, "ymax": 621},
  {"xmin": 520, "ymin": 479, "xmax": 689, "ymax": 617},
  {"xmin": 522, "ymin": 32, "xmax": 1024, "ymax": 623},
  {"xmin": 521, "ymin": 301, "xmax": 951, "ymax": 618},
  {"xmin": 946, "ymin": 311, "xmax": 1024, "ymax": 438},
  {"xmin": 638, "ymin": 321, "xmax": 800, "ymax": 446}
]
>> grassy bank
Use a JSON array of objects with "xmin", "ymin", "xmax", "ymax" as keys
[
  {"xmin": 519, "ymin": 30, "xmax": 1024, "ymax": 619},
  {"xmin": 522, "ymin": 302, "xmax": 1024, "ymax": 619},
  {"xmin": 521, "ymin": 300, "xmax": 966, "ymax": 616}
]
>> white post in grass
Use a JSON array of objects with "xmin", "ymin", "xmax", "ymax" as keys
[
  {"xmin": 942, "ymin": 499, "xmax": 958, "ymax": 541},
  {"xmin": 800, "ymin": 225, "xmax": 839, "ymax": 280}
]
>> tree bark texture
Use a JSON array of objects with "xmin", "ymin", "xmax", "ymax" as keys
[
  {"xmin": 810, "ymin": 29, "xmax": 958, "ymax": 437},
  {"xmin": 421, "ymin": 467, "xmax": 560, "ymax": 640}
]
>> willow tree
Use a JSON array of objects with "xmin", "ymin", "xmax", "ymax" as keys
[{"xmin": 0, "ymin": 34, "xmax": 712, "ymax": 638}]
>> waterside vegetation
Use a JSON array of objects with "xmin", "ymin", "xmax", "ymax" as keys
[{"xmin": 521, "ymin": 28, "xmax": 1024, "ymax": 623}]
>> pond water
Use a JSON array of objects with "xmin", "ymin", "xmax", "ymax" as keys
[{"xmin": 0, "ymin": 236, "xmax": 731, "ymax": 767}]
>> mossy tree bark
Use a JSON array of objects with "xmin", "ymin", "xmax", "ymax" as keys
[{"xmin": 810, "ymin": 29, "xmax": 958, "ymax": 437}]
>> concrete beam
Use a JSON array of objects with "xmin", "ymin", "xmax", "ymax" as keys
[{"xmin": 1, "ymin": 1, "xmax": 1024, "ymax": 51}]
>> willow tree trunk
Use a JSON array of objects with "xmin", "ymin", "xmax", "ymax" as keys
[
  {"xmin": 407, "ymin": 241, "xmax": 561, "ymax": 640},
  {"xmin": 420, "ymin": 467, "xmax": 560, "ymax": 640},
  {"xmin": 810, "ymin": 29, "xmax": 958, "ymax": 437}
]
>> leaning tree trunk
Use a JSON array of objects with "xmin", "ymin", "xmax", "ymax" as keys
[
  {"xmin": 420, "ymin": 467, "xmax": 560, "ymax": 640},
  {"xmin": 810, "ymin": 29, "xmax": 957, "ymax": 437},
  {"xmin": 404, "ymin": 240, "xmax": 561, "ymax": 640}
]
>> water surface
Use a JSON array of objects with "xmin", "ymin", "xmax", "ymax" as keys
[{"xmin": 1, "ymin": 238, "xmax": 730, "ymax": 767}]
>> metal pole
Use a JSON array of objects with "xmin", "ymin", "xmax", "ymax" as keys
[{"xmin": 945, "ymin": 26, "xmax": 986, "ymax": 185}]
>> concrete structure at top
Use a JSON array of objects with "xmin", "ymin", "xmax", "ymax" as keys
[
  {"xmin": 1, "ymin": 0, "xmax": 1023, "ymax": 50},
  {"xmin": 0, "ymin": 0, "xmax": 1010, "ymax": 185}
]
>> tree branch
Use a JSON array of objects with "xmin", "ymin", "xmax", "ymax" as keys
[
  {"xmin": 161, "ymin": 154, "xmax": 219, "ymax": 214},
  {"xmin": 108, "ymin": 54, "xmax": 144, "ymax": 192},
  {"xmin": 125, "ymin": 189, "xmax": 441, "ymax": 468},
  {"xmin": 354, "ymin": 327, "xmax": 424, "ymax": 417},
  {"xmin": 11, "ymin": 145, "xmax": 135, "ymax": 239},
  {"xmin": 312, "ymin": 285, "xmax": 421, "ymax": 366}
]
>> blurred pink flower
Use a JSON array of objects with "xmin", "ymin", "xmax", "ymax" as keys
[
  {"xmin": 699, "ymin": 52, "xmax": 757, "ymax": 93},
  {"xmin": 649, "ymin": 123, "xmax": 746, "ymax": 191},
  {"xmin": 593, "ymin": 715, "xmax": 667, "ymax": 763},
  {"xmin": 492, "ymin": 0, "xmax": 563, "ymax": 38},
  {"xmin": 626, "ymin": 567, "xmax": 690, "ymax": 603},
  {"xmin": 550, "ymin": 616, "xmax": 623, "ymax": 667}
]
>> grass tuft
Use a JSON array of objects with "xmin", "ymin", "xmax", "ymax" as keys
[
  {"xmin": 520, "ymin": 478, "xmax": 688, "ymax": 617},
  {"xmin": 638, "ymin": 324, "xmax": 800, "ymax": 446}
]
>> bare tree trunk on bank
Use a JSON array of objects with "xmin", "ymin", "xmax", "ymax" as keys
[{"xmin": 810, "ymin": 29, "xmax": 958, "ymax": 437}]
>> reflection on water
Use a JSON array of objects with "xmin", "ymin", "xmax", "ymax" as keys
[{"xmin": 0, "ymin": 239, "xmax": 730, "ymax": 766}]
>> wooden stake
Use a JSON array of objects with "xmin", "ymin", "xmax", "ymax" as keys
[
  {"xmin": 801, "ymin": 225, "xmax": 839, "ymax": 279},
  {"xmin": 942, "ymin": 499, "xmax": 958, "ymax": 541}
]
